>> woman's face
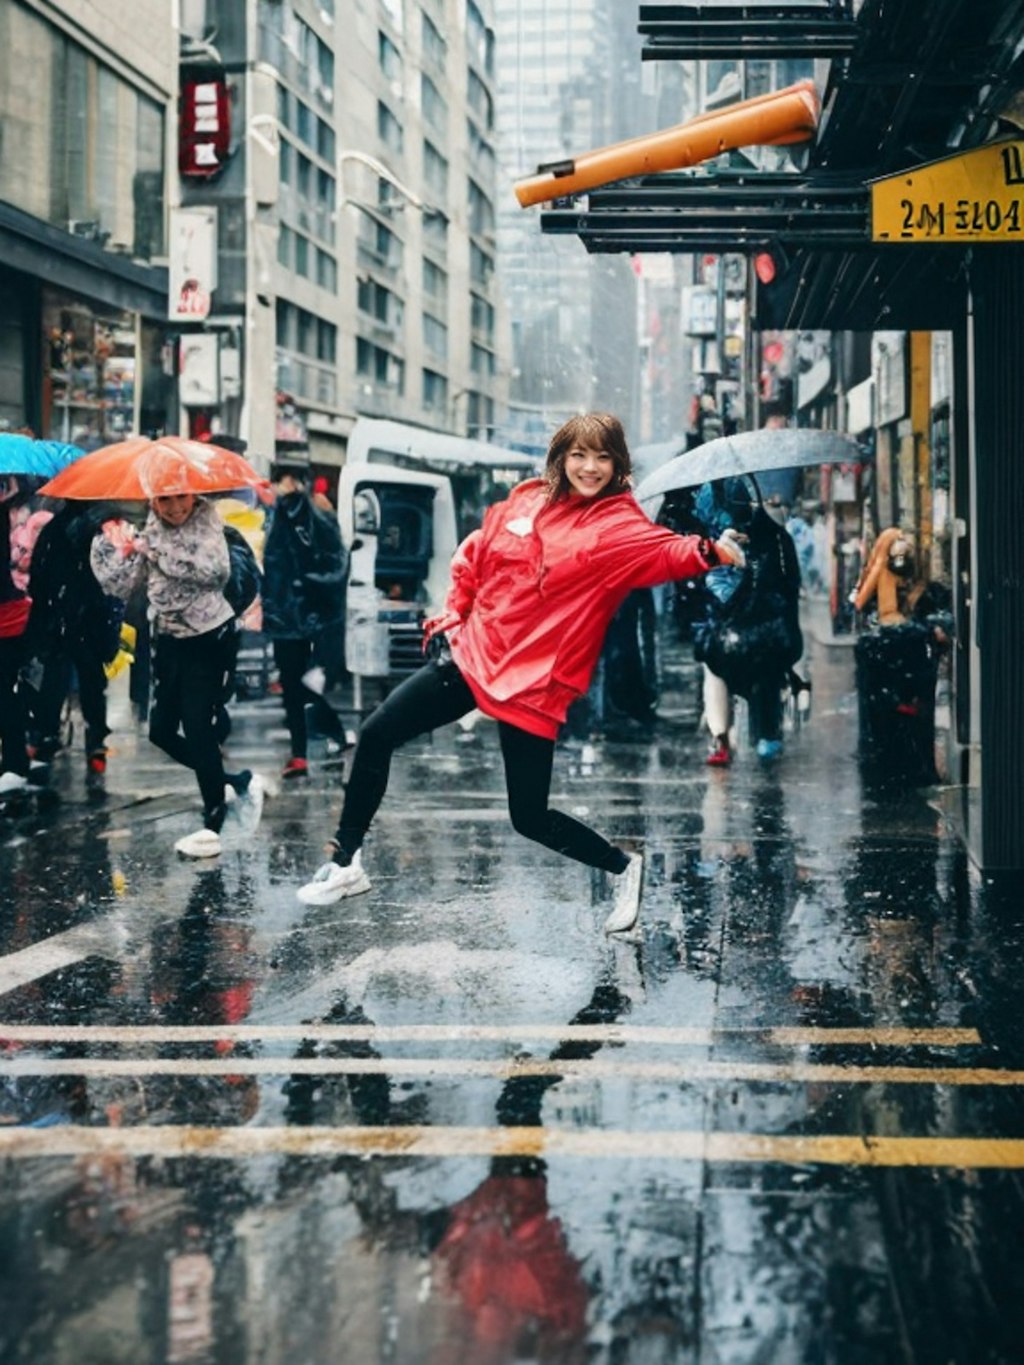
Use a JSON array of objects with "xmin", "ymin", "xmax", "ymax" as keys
[
  {"xmin": 564, "ymin": 441, "xmax": 614, "ymax": 498},
  {"xmin": 152, "ymin": 492, "xmax": 196, "ymax": 526}
]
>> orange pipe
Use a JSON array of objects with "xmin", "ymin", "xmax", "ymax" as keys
[{"xmin": 513, "ymin": 79, "xmax": 820, "ymax": 209}]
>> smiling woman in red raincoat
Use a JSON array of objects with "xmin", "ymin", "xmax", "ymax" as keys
[{"xmin": 298, "ymin": 413, "xmax": 746, "ymax": 930}]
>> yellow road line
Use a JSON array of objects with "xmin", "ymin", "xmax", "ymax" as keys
[
  {"xmin": 0, "ymin": 1056, "xmax": 1011, "ymax": 1084},
  {"xmin": 0, "ymin": 1124, "xmax": 1022, "ymax": 1167},
  {"xmin": 0, "ymin": 1023, "xmax": 981, "ymax": 1047}
]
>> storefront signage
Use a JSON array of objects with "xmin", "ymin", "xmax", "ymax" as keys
[
  {"xmin": 179, "ymin": 78, "xmax": 231, "ymax": 179},
  {"xmin": 168, "ymin": 208, "xmax": 217, "ymax": 322},
  {"xmin": 872, "ymin": 141, "xmax": 1024, "ymax": 242}
]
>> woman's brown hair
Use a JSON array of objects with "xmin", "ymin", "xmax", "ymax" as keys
[{"xmin": 544, "ymin": 412, "xmax": 633, "ymax": 501}]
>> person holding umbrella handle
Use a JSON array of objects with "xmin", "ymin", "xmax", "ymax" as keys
[{"xmin": 91, "ymin": 486, "xmax": 263, "ymax": 857}]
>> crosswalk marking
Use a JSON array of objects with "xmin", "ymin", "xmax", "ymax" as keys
[
  {"xmin": 0, "ymin": 1124, "xmax": 1021, "ymax": 1168},
  {"xmin": 1, "ymin": 1056, "xmax": 1011, "ymax": 1085},
  {"xmin": 0, "ymin": 1023, "xmax": 981, "ymax": 1047}
]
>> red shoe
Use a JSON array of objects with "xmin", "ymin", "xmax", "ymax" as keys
[
  {"xmin": 281, "ymin": 757, "xmax": 310, "ymax": 779},
  {"xmin": 87, "ymin": 751, "xmax": 107, "ymax": 776},
  {"xmin": 706, "ymin": 740, "xmax": 731, "ymax": 767}
]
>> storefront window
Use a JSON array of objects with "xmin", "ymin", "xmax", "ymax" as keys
[
  {"xmin": 42, "ymin": 291, "xmax": 137, "ymax": 448},
  {"xmin": 0, "ymin": 3, "xmax": 165, "ymax": 258}
]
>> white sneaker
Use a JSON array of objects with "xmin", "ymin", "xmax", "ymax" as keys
[
  {"xmin": 0, "ymin": 771, "xmax": 29, "ymax": 796},
  {"xmin": 174, "ymin": 827, "xmax": 223, "ymax": 858},
  {"xmin": 603, "ymin": 852, "xmax": 644, "ymax": 935},
  {"xmin": 297, "ymin": 851, "xmax": 371, "ymax": 905}
]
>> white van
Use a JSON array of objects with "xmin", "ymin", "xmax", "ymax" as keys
[{"xmin": 337, "ymin": 419, "xmax": 539, "ymax": 689}]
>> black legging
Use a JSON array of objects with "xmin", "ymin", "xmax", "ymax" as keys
[
  {"xmin": 0, "ymin": 636, "xmax": 28, "ymax": 777},
  {"xmin": 332, "ymin": 657, "xmax": 629, "ymax": 874},
  {"xmin": 149, "ymin": 623, "xmax": 233, "ymax": 826},
  {"xmin": 273, "ymin": 637, "xmax": 343, "ymax": 758}
]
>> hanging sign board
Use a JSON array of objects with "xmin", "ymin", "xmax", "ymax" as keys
[{"xmin": 872, "ymin": 141, "xmax": 1024, "ymax": 243}]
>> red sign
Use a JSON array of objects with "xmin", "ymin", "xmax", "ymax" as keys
[{"xmin": 179, "ymin": 78, "xmax": 231, "ymax": 179}]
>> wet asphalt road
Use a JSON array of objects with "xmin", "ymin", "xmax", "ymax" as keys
[{"xmin": 1, "ymin": 605, "xmax": 1023, "ymax": 1364}]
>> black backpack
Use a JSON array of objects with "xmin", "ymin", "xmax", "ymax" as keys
[{"xmin": 223, "ymin": 524, "xmax": 262, "ymax": 617}]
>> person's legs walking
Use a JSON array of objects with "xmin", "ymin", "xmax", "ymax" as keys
[
  {"xmin": 499, "ymin": 724, "xmax": 641, "ymax": 933},
  {"xmin": 273, "ymin": 638, "xmax": 312, "ymax": 773},
  {"xmin": 298, "ymin": 658, "xmax": 476, "ymax": 903},
  {"xmin": 704, "ymin": 666, "xmax": 732, "ymax": 765},
  {"xmin": 0, "ymin": 638, "xmax": 29, "ymax": 785}
]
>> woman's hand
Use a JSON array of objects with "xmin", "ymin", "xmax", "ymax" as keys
[
  {"xmin": 715, "ymin": 528, "xmax": 748, "ymax": 569},
  {"xmin": 101, "ymin": 519, "xmax": 140, "ymax": 559}
]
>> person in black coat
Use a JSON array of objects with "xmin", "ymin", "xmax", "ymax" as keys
[
  {"xmin": 24, "ymin": 500, "xmax": 122, "ymax": 782},
  {"xmin": 261, "ymin": 466, "xmax": 349, "ymax": 778},
  {"xmin": 692, "ymin": 478, "xmax": 803, "ymax": 763}
]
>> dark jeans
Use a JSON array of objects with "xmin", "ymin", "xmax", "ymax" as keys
[
  {"xmin": 273, "ymin": 637, "xmax": 343, "ymax": 758},
  {"xmin": 149, "ymin": 624, "xmax": 233, "ymax": 824},
  {"xmin": 333, "ymin": 657, "xmax": 629, "ymax": 874},
  {"xmin": 31, "ymin": 643, "xmax": 109, "ymax": 753},
  {"xmin": 0, "ymin": 636, "xmax": 28, "ymax": 776}
]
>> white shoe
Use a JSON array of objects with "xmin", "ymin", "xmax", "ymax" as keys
[
  {"xmin": 297, "ymin": 851, "xmax": 371, "ymax": 905},
  {"xmin": 174, "ymin": 827, "xmax": 223, "ymax": 858},
  {"xmin": 603, "ymin": 852, "xmax": 644, "ymax": 935},
  {"xmin": 233, "ymin": 773, "xmax": 266, "ymax": 833},
  {"xmin": 0, "ymin": 771, "xmax": 29, "ymax": 796}
]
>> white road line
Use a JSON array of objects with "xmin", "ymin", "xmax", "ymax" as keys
[
  {"xmin": 0, "ymin": 1023, "xmax": 981, "ymax": 1047},
  {"xmin": 0, "ymin": 924, "xmax": 122, "ymax": 997},
  {"xmin": 0, "ymin": 1056, "xmax": 1009, "ymax": 1085},
  {"xmin": 0, "ymin": 1124, "xmax": 1022, "ymax": 1168}
]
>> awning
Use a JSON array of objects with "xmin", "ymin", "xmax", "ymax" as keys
[{"xmin": 514, "ymin": 80, "xmax": 820, "ymax": 208}]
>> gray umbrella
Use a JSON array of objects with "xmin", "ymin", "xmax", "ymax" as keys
[{"xmin": 634, "ymin": 428, "xmax": 862, "ymax": 503}]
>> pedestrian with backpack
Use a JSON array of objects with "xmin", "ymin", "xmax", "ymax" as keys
[
  {"xmin": 261, "ymin": 464, "xmax": 349, "ymax": 780},
  {"xmin": 91, "ymin": 487, "xmax": 264, "ymax": 857}
]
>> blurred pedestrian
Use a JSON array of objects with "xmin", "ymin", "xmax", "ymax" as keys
[
  {"xmin": 297, "ymin": 412, "xmax": 746, "ymax": 933},
  {"xmin": 24, "ymin": 501, "xmax": 122, "ymax": 787},
  {"xmin": 91, "ymin": 488, "xmax": 262, "ymax": 856},
  {"xmin": 692, "ymin": 477, "xmax": 803, "ymax": 764},
  {"xmin": 0, "ymin": 476, "xmax": 32, "ymax": 795},
  {"xmin": 261, "ymin": 465, "xmax": 348, "ymax": 779}
]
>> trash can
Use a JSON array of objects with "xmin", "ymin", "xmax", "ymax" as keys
[{"xmin": 855, "ymin": 621, "xmax": 940, "ymax": 785}]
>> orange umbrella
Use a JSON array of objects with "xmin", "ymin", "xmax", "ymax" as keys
[{"xmin": 37, "ymin": 436, "xmax": 270, "ymax": 502}]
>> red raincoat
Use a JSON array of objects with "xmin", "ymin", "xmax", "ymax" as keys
[{"xmin": 426, "ymin": 478, "xmax": 717, "ymax": 738}]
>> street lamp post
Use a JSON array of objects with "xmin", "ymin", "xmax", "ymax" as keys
[{"xmin": 337, "ymin": 149, "xmax": 431, "ymax": 216}]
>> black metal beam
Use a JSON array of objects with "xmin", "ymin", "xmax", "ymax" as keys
[{"xmin": 638, "ymin": 3, "xmax": 859, "ymax": 60}]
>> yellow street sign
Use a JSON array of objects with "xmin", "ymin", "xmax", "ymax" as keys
[{"xmin": 872, "ymin": 141, "xmax": 1024, "ymax": 243}]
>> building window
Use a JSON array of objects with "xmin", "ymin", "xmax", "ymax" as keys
[
  {"xmin": 466, "ymin": 0, "xmax": 494, "ymax": 76},
  {"xmin": 421, "ymin": 13, "xmax": 446, "ymax": 70},
  {"xmin": 470, "ymin": 293, "xmax": 494, "ymax": 341},
  {"xmin": 467, "ymin": 69, "xmax": 493, "ymax": 129},
  {"xmin": 278, "ymin": 224, "xmax": 293, "ymax": 267},
  {"xmin": 423, "ymin": 368, "xmax": 448, "ymax": 412},
  {"xmin": 423, "ymin": 313, "xmax": 448, "ymax": 360},
  {"xmin": 358, "ymin": 278, "xmax": 403, "ymax": 328},
  {"xmin": 379, "ymin": 30, "xmax": 402, "ymax": 80},
  {"xmin": 295, "ymin": 234, "xmax": 310, "ymax": 278},
  {"xmin": 377, "ymin": 100, "xmax": 404, "ymax": 154},
  {"xmin": 470, "ymin": 243, "xmax": 494, "ymax": 288},
  {"xmin": 316, "ymin": 249, "xmax": 337, "ymax": 292},
  {"xmin": 357, "ymin": 338, "xmax": 405, "ymax": 393},
  {"xmin": 421, "ymin": 73, "xmax": 447, "ymax": 135},
  {"xmin": 468, "ymin": 179, "xmax": 494, "ymax": 238},
  {"xmin": 423, "ymin": 210, "xmax": 448, "ymax": 254},
  {"xmin": 318, "ymin": 319, "xmax": 337, "ymax": 364},
  {"xmin": 0, "ymin": 4, "xmax": 166, "ymax": 258},
  {"xmin": 422, "ymin": 257, "xmax": 447, "ymax": 302},
  {"xmin": 423, "ymin": 140, "xmax": 448, "ymax": 198},
  {"xmin": 470, "ymin": 342, "xmax": 494, "ymax": 376}
]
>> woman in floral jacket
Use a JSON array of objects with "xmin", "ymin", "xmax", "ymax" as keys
[{"xmin": 92, "ymin": 491, "xmax": 258, "ymax": 856}]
